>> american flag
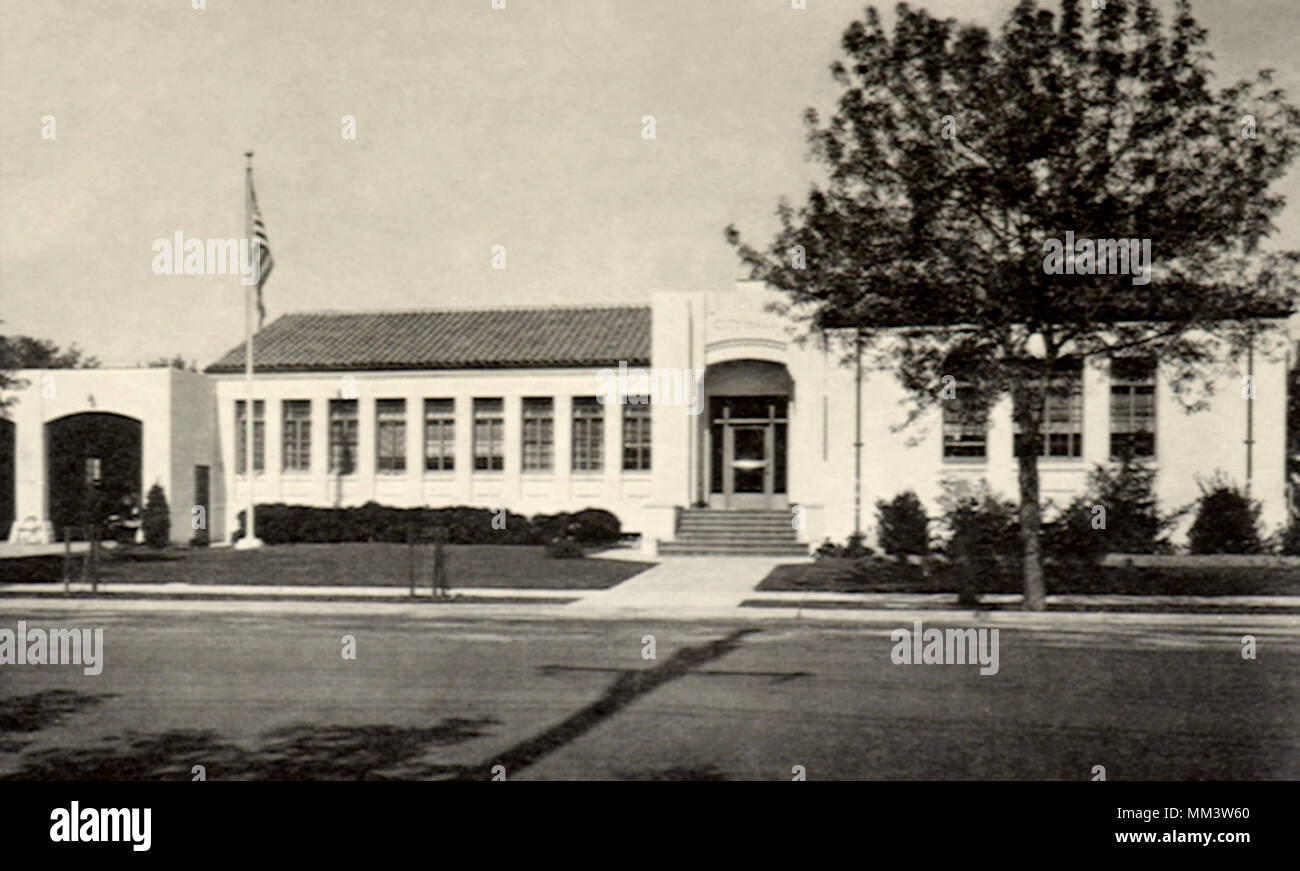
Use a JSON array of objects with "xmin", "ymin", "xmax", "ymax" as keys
[{"xmin": 246, "ymin": 165, "xmax": 275, "ymax": 328}]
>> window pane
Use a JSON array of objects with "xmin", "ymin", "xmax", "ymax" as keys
[
  {"xmin": 235, "ymin": 400, "xmax": 265, "ymax": 474},
  {"xmin": 376, "ymin": 399, "xmax": 406, "ymax": 473},
  {"xmin": 330, "ymin": 399, "xmax": 358, "ymax": 474},
  {"xmin": 942, "ymin": 385, "xmax": 987, "ymax": 459},
  {"xmin": 424, "ymin": 399, "xmax": 455, "ymax": 471},
  {"xmin": 283, "ymin": 400, "xmax": 311, "ymax": 472},
  {"xmin": 523, "ymin": 398, "xmax": 553, "ymax": 471},
  {"xmin": 474, "ymin": 398, "xmax": 504, "ymax": 471},
  {"xmin": 623, "ymin": 403, "xmax": 651, "ymax": 470},
  {"xmin": 572, "ymin": 397, "xmax": 603, "ymax": 471},
  {"xmin": 1109, "ymin": 358, "xmax": 1156, "ymax": 458}
]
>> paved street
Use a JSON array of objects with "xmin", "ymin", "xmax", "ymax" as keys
[{"xmin": 1, "ymin": 608, "xmax": 1296, "ymax": 780}]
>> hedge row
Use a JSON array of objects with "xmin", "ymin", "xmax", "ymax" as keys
[{"xmin": 234, "ymin": 503, "xmax": 621, "ymax": 546}]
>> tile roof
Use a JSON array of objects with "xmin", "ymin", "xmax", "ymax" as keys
[{"xmin": 206, "ymin": 306, "xmax": 651, "ymax": 373}]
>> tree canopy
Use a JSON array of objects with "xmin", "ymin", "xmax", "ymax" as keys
[{"xmin": 728, "ymin": 0, "xmax": 1300, "ymax": 608}]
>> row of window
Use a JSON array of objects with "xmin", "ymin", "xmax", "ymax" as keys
[
  {"xmin": 942, "ymin": 358, "xmax": 1156, "ymax": 461},
  {"xmin": 235, "ymin": 397, "xmax": 652, "ymax": 475}
]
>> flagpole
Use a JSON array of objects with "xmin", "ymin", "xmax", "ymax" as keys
[{"xmin": 236, "ymin": 151, "xmax": 262, "ymax": 549}]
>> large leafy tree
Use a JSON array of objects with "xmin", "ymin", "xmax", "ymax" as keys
[
  {"xmin": 728, "ymin": 0, "xmax": 1300, "ymax": 609},
  {"xmin": 0, "ymin": 334, "xmax": 100, "ymax": 370}
]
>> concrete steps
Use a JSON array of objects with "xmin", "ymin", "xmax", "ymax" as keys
[{"xmin": 663, "ymin": 509, "xmax": 808, "ymax": 556}]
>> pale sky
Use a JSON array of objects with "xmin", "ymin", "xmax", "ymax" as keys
[{"xmin": 2, "ymin": 0, "xmax": 1297, "ymax": 367}]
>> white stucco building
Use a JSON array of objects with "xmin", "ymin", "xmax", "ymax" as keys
[{"xmin": 1, "ymin": 280, "xmax": 1291, "ymax": 554}]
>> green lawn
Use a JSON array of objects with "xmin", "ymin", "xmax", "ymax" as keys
[
  {"xmin": 760, "ymin": 557, "xmax": 1300, "ymax": 596},
  {"xmin": 3, "ymin": 543, "xmax": 653, "ymax": 590}
]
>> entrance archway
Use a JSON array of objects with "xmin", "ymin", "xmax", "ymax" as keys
[
  {"xmin": 46, "ymin": 412, "xmax": 142, "ymax": 539},
  {"xmin": 701, "ymin": 361, "xmax": 793, "ymax": 510}
]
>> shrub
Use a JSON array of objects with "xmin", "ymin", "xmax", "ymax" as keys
[
  {"xmin": 1188, "ymin": 478, "xmax": 1262, "ymax": 554},
  {"xmin": 232, "ymin": 503, "xmax": 619, "ymax": 546},
  {"xmin": 530, "ymin": 509, "xmax": 621, "ymax": 545},
  {"xmin": 143, "ymin": 484, "xmax": 170, "ymax": 549},
  {"xmin": 544, "ymin": 536, "xmax": 585, "ymax": 559},
  {"xmin": 876, "ymin": 491, "xmax": 929, "ymax": 560},
  {"xmin": 815, "ymin": 538, "xmax": 874, "ymax": 560},
  {"xmin": 1044, "ymin": 460, "xmax": 1180, "ymax": 564},
  {"xmin": 938, "ymin": 480, "xmax": 1019, "ymax": 603},
  {"xmin": 938, "ymin": 481, "xmax": 1019, "ymax": 561}
]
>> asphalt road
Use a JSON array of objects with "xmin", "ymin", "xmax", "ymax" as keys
[{"xmin": 1, "ymin": 610, "xmax": 1296, "ymax": 780}]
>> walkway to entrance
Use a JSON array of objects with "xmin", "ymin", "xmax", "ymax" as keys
[{"xmin": 565, "ymin": 556, "xmax": 788, "ymax": 618}]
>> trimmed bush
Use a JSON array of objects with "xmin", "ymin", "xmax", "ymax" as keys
[
  {"xmin": 1044, "ymin": 460, "xmax": 1180, "ymax": 564},
  {"xmin": 815, "ymin": 538, "xmax": 874, "ymax": 560},
  {"xmin": 143, "ymin": 484, "xmax": 170, "ymax": 549},
  {"xmin": 233, "ymin": 503, "xmax": 620, "ymax": 546},
  {"xmin": 939, "ymin": 484, "xmax": 1019, "ymax": 561},
  {"xmin": 876, "ymin": 491, "xmax": 929, "ymax": 560},
  {"xmin": 938, "ymin": 481, "xmax": 1019, "ymax": 603},
  {"xmin": 530, "ymin": 509, "xmax": 621, "ymax": 545},
  {"xmin": 1188, "ymin": 480, "xmax": 1262, "ymax": 554},
  {"xmin": 544, "ymin": 536, "xmax": 585, "ymax": 559}
]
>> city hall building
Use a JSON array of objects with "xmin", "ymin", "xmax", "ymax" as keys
[{"xmin": 1, "ymin": 280, "xmax": 1291, "ymax": 554}]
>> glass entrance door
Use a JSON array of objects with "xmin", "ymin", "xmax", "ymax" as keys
[
  {"xmin": 731, "ymin": 426, "xmax": 768, "ymax": 494},
  {"xmin": 707, "ymin": 396, "xmax": 787, "ymax": 510}
]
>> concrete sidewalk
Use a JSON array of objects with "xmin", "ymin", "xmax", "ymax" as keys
[
  {"xmin": 0, "ymin": 581, "xmax": 571, "ymax": 600},
  {"xmin": 3, "ymin": 552, "xmax": 1300, "ymax": 624},
  {"xmin": 1, "ymin": 594, "xmax": 1298, "ymax": 634},
  {"xmin": 562, "ymin": 556, "xmax": 779, "ymax": 617}
]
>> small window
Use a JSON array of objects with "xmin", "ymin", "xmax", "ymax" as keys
[
  {"xmin": 282, "ymin": 400, "xmax": 311, "ymax": 472},
  {"xmin": 424, "ymin": 399, "xmax": 455, "ymax": 472},
  {"xmin": 474, "ymin": 398, "xmax": 504, "ymax": 471},
  {"xmin": 623, "ymin": 402, "xmax": 651, "ymax": 471},
  {"xmin": 572, "ymin": 397, "xmax": 604, "ymax": 472},
  {"xmin": 329, "ymin": 399, "xmax": 359, "ymax": 474},
  {"xmin": 235, "ymin": 399, "xmax": 265, "ymax": 474},
  {"xmin": 522, "ymin": 398, "xmax": 554, "ymax": 471},
  {"xmin": 1014, "ymin": 364, "xmax": 1083, "ymax": 459},
  {"xmin": 942, "ymin": 385, "xmax": 987, "ymax": 460},
  {"xmin": 376, "ymin": 399, "xmax": 406, "ymax": 473},
  {"xmin": 1110, "ymin": 357, "xmax": 1156, "ymax": 459}
]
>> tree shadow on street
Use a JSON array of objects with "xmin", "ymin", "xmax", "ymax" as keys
[
  {"xmin": 0, "ymin": 689, "xmax": 116, "ymax": 752},
  {"xmin": 2, "ymin": 717, "xmax": 498, "ymax": 781}
]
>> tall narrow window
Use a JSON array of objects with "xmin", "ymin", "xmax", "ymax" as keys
[
  {"xmin": 474, "ymin": 398, "xmax": 504, "ymax": 471},
  {"xmin": 522, "ymin": 398, "xmax": 554, "ymax": 471},
  {"xmin": 424, "ymin": 399, "xmax": 455, "ymax": 471},
  {"xmin": 1014, "ymin": 363, "xmax": 1083, "ymax": 459},
  {"xmin": 376, "ymin": 399, "xmax": 406, "ymax": 473},
  {"xmin": 1110, "ymin": 357, "xmax": 1156, "ymax": 459},
  {"xmin": 235, "ymin": 399, "xmax": 264, "ymax": 474},
  {"xmin": 623, "ymin": 401, "xmax": 651, "ymax": 471},
  {"xmin": 942, "ymin": 383, "xmax": 987, "ymax": 460},
  {"xmin": 572, "ymin": 397, "xmax": 604, "ymax": 472},
  {"xmin": 282, "ymin": 400, "xmax": 311, "ymax": 472},
  {"xmin": 329, "ymin": 399, "xmax": 358, "ymax": 474}
]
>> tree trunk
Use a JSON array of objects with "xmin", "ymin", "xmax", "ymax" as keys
[
  {"xmin": 1017, "ymin": 451, "xmax": 1047, "ymax": 610},
  {"xmin": 1013, "ymin": 378, "xmax": 1048, "ymax": 611}
]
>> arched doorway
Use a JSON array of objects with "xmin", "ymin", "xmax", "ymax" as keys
[
  {"xmin": 701, "ymin": 360, "xmax": 794, "ymax": 510},
  {"xmin": 0, "ymin": 418, "xmax": 13, "ymax": 535},
  {"xmin": 46, "ymin": 412, "xmax": 142, "ymax": 540}
]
